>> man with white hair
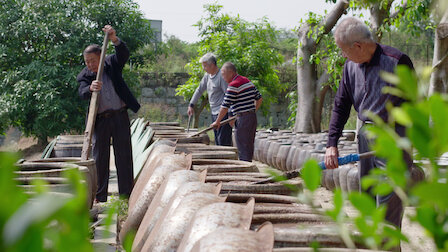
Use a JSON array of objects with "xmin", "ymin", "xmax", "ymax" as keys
[
  {"xmin": 78, "ymin": 25, "xmax": 139, "ymax": 203},
  {"xmin": 188, "ymin": 53, "xmax": 232, "ymax": 146},
  {"xmin": 324, "ymin": 17, "xmax": 413, "ymax": 229}
]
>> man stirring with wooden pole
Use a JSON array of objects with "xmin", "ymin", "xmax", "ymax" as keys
[{"xmin": 77, "ymin": 25, "xmax": 140, "ymax": 203}]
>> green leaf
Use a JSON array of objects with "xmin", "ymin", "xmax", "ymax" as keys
[
  {"xmin": 412, "ymin": 182, "xmax": 448, "ymax": 209},
  {"xmin": 3, "ymin": 194, "xmax": 70, "ymax": 246},
  {"xmin": 380, "ymin": 71, "xmax": 400, "ymax": 85},
  {"xmin": 429, "ymin": 95, "xmax": 448, "ymax": 154},
  {"xmin": 325, "ymin": 189, "xmax": 344, "ymax": 221},
  {"xmin": 301, "ymin": 159, "xmax": 322, "ymax": 192},
  {"xmin": 383, "ymin": 225, "xmax": 409, "ymax": 249},
  {"xmin": 361, "ymin": 176, "xmax": 379, "ymax": 191},
  {"xmin": 414, "ymin": 206, "xmax": 437, "ymax": 235},
  {"xmin": 372, "ymin": 183, "xmax": 394, "ymax": 196},
  {"xmin": 349, "ymin": 192, "xmax": 376, "ymax": 216},
  {"xmin": 390, "ymin": 107, "xmax": 412, "ymax": 127}
]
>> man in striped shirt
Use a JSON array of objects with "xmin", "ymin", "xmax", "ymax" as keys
[{"xmin": 211, "ymin": 62, "xmax": 263, "ymax": 161}]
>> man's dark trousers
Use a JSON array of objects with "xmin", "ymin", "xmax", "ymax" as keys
[
  {"xmin": 358, "ymin": 126, "xmax": 404, "ymax": 228},
  {"xmin": 234, "ymin": 111, "xmax": 257, "ymax": 161},
  {"xmin": 212, "ymin": 113, "xmax": 233, "ymax": 146},
  {"xmin": 93, "ymin": 109, "xmax": 134, "ymax": 202}
]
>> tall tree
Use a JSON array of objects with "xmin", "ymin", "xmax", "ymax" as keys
[
  {"xmin": 294, "ymin": 0, "xmax": 432, "ymax": 133},
  {"xmin": 429, "ymin": 5, "xmax": 448, "ymax": 94},
  {"xmin": 0, "ymin": 0, "xmax": 152, "ymax": 145},
  {"xmin": 294, "ymin": 0, "xmax": 349, "ymax": 133},
  {"xmin": 176, "ymin": 4, "xmax": 284, "ymax": 127}
]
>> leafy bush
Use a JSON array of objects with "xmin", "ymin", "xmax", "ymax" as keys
[
  {"xmin": 132, "ymin": 35, "xmax": 199, "ymax": 73},
  {"xmin": 0, "ymin": 152, "xmax": 93, "ymax": 251},
  {"xmin": 275, "ymin": 65, "xmax": 447, "ymax": 250},
  {"xmin": 176, "ymin": 3, "xmax": 286, "ymax": 116},
  {"xmin": 137, "ymin": 103, "xmax": 180, "ymax": 123},
  {"xmin": 0, "ymin": 0, "xmax": 152, "ymax": 143}
]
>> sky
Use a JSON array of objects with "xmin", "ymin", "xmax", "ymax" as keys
[{"xmin": 134, "ymin": 0, "xmax": 334, "ymax": 43}]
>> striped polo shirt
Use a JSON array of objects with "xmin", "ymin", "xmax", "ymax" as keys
[{"xmin": 221, "ymin": 75, "xmax": 262, "ymax": 114}]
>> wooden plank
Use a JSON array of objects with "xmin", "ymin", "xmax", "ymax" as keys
[
  {"xmin": 81, "ymin": 33, "xmax": 109, "ymax": 161},
  {"xmin": 189, "ymin": 116, "xmax": 236, "ymax": 137}
]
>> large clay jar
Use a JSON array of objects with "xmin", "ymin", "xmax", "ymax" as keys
[
  {"xmin": 253, "ymin": 137, "xmax": 264, "ymax": 161},
  {"xmin": 53, "ymin": 144, "xmax": 83, "ymax": 158},
  {"xmin": 323, "ymin": 169, "xmax": 335, "ymax": 191},
  {"xmin": 300, "ymin": 146, "xmax": 315, "ymax": 167},
  {"xmin": 332, "ymin": 166, "xmax": 341, "ymax": 189},
  {"xmin": 254, "ymin": 137, "xmax": 265, "ymax": 162},
  {"xmin": 260, "ymin": 140, "xmax": 272, "ymax": 164},
  {"xmin": 320, "ymin": 170, "xmax": 327, "ymax": 188},
  {"xmin": 16, "ymin": 162, "xmax": 93, "ymax": 208},
  {"xmin": 24, "ymin": 158, "xmax": 97, "ymax": 209},
  {"xmin": 338, "ymin": 165, "xmax": 352, "ymax": 192},
  {"xmin": 266, "ymin": 141, "xmax": 280, "ymax": 168},
  {"xmin": 285, "ymin": 146, "xmax": 298, "ymax": 171},
  {"xmin": 346, "ymin": 167, "xmax": 360, "ymax": 192},
  {"xmin": 276, "ymin": 144, "xmax": 291, "ymax": 171},
  {"xmin": 287, "ymin": 147, "xmax": 299, "ymax": 171}
]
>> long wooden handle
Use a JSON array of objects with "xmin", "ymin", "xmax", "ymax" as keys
[
  {"xmin": 186, "ymin": 115, "xmax": 192, "ymax": 133},
  {"xmin": 189, "ymin": 116, "xmax": 237, "ymax": 137},
  {"xmin": 81, "ymin": 33, "xmax": 109, "ymax": 161}
]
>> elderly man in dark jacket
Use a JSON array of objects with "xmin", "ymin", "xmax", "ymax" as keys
[
  {"xmin": 77, "ymin": 25, "xmax": 140, "ymax": 203},
  {"xmin": 325, "ymin": 17, "xmax": 413, "ymax": 231}
]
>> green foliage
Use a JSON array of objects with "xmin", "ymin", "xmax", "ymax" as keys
[
  {"xmin": 132, "ymin": 35, "xmax": 199, "ymax": 73},
  {"xmin": 176, "ymin": 3, "xmax": 286, "ymax": 114},
  {"xmin": 310, "ymin": 65, "xmax": 448, "ymax": 250},
  {"xmin": 291, "ymin": 0, "xmax": 434, "ymax": 128},
  {"xmin": 286, "ymin": 90, "xmax": 298, "ymax": 127},
  {"xmin": 293, "ymin": 64, "xmax": 448, "ymax": 249},
  {"xmin": 137, "ymin": 103, "xmax": 180, "ymax": 123},
  {"xmin": 0, "ymin": 0, "xmax": 152, "ymax": 141},
  {"xmin": 301, "ymin": 159, "xmax": 322, "ymax": 192},
  {"xmin": 362, "ymin": 65, "xmax": 448, "ymax": 250},
  {"xmin": 303, "ymin": 10, "xmax": 348, "ymax": 83},
  {"xmin": 0, "ymin": 62, "xmax": 85, "ymax": 143},
  {"xmin": 289, "ymin": 11, "xmax": 346, "ymax": 126},
  {"xmin": 0, "ymin": 152, "xmax": 93, "ymax": 251},
  {"xmin": 273, "ymin": 32, "xmax": 299, "ymax": 128}
]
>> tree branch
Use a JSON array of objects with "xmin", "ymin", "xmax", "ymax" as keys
[
  {"xmin": 322, "ymin": 0, "xmax": 350, "ymax": 34},
  {"xmin": 390, "ymin": 0, "xmax": 408, "ymax": 22},
  {"xmin": 433, "ymin": 51, "xmax": 448, "ymax": 70}
]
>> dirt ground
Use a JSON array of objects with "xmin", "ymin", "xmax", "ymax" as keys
[
  {"xmin": 0, "ymin": 128, "xmax": 47, "ymax": 160},
  {"xmin": 316, "ymin": 187, "xmax": 435, "ymax": 251}
]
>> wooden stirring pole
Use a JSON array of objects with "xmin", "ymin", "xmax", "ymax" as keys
[{"xmin": 81, "ymin": 32, "xmax": 109, "ymax": 161}]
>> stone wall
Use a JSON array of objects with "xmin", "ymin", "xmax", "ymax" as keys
[{"xmin": 138, "ymin": 72, "xmax": 291, "ymax": 128}]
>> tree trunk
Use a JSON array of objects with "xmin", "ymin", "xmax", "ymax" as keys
[
  {"xmin": 317, "ymin": 83, "xmax": 331, "ymax": 127},
  {"xmin": 295, "ymin": 27, "xmax": 318, "ymax": 133},
  {"xmin": 369, "ymin": 2, "xmax": 392, "ymax": 42},
  {"xmin": 370, "ymin": 0, "xmax": 407, "ymax": 43},
  {"xmin": 429, "ymin": 12, "xmax": 448, "ymax": 95},
  {"xmin": 294, "ymin": 0, "xmax": 349, "ymax": 133}
]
